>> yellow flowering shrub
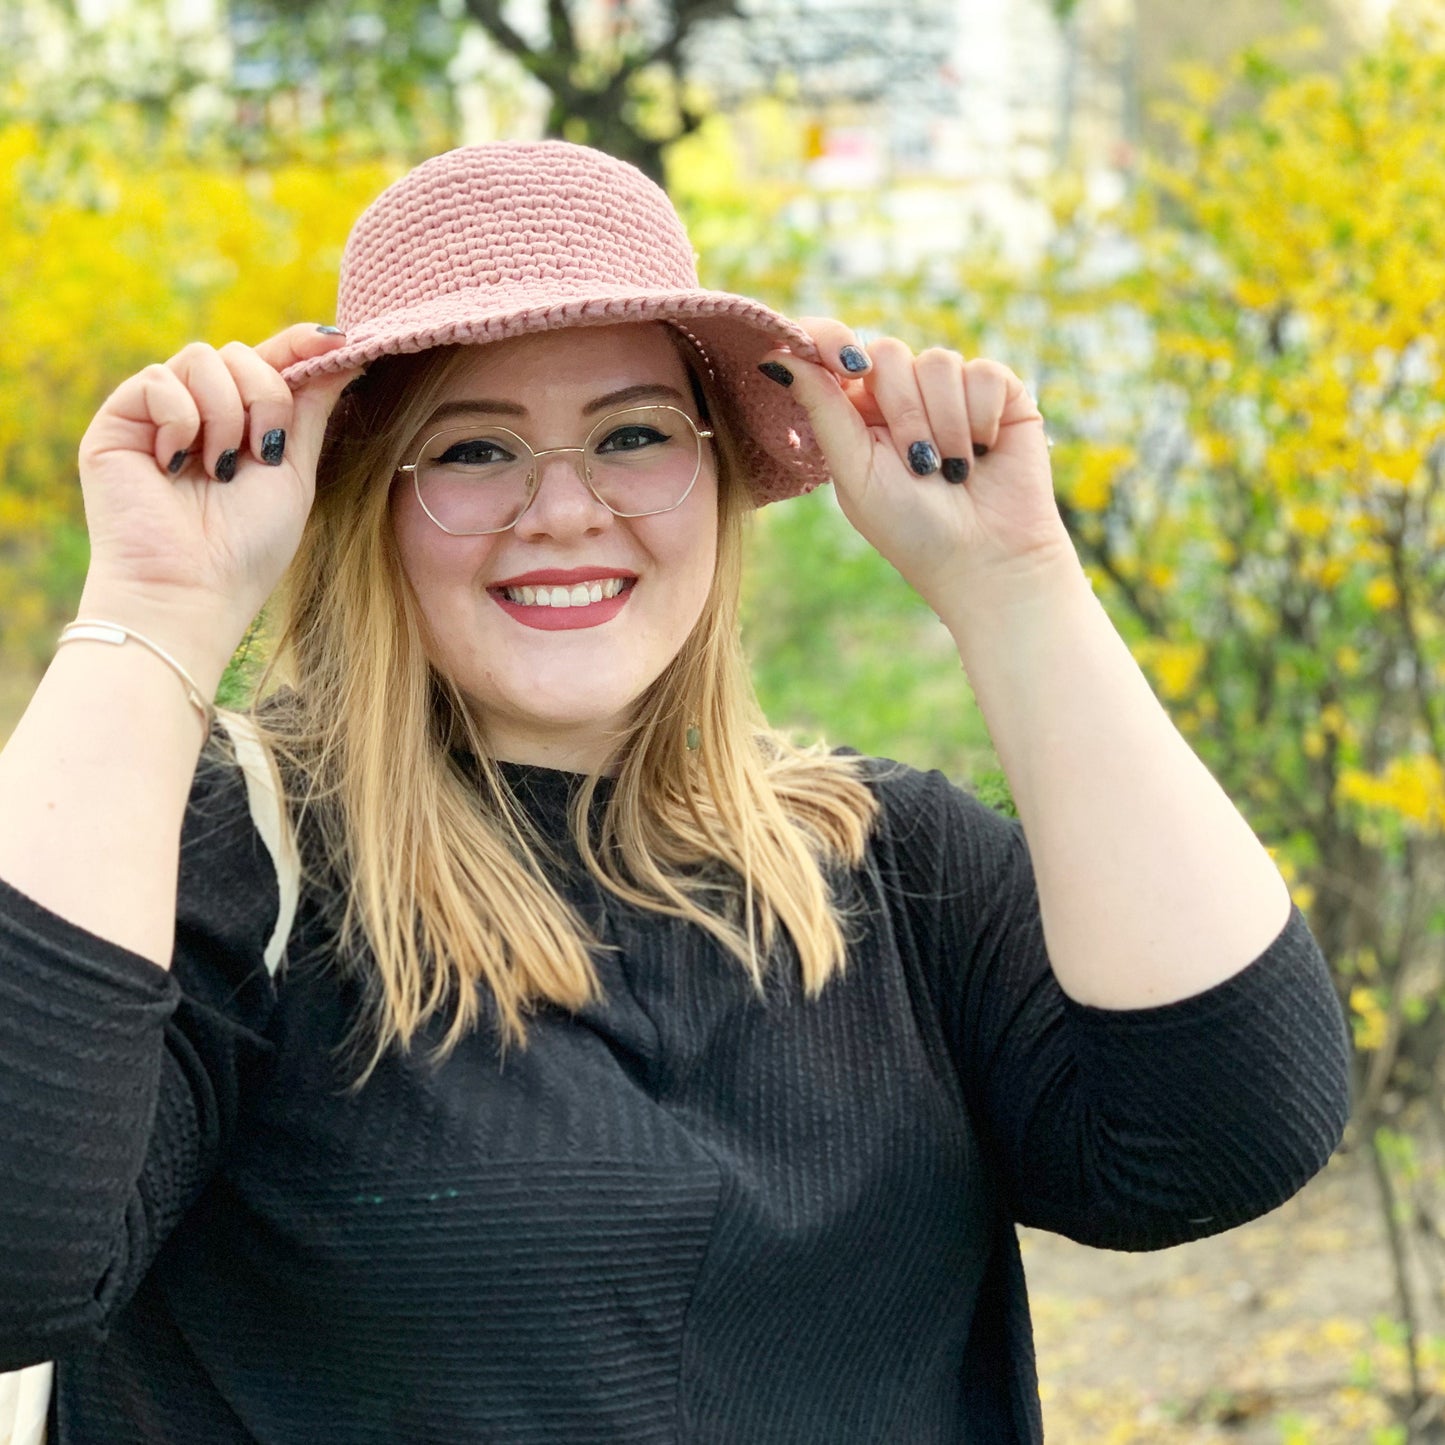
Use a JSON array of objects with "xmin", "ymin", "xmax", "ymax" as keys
[
  {"xmin": 0, "ymin": 104, "xmax": 405, "ymax": 670},
  {"xmin": 1036, "ymin": 22, "xmax": 1445, "ymax": 986}
]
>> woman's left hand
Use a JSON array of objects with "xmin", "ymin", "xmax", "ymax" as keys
[{"xmin": 762, "ymin": 319, "xmax": 1081, "ymax": 620}]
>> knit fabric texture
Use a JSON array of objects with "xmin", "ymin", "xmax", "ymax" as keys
[
  {"xmin": 0, "ymin": 749, "xmax": 1352, "ymax": 1443},
  {"xmin": 280, "ymin": 142, "xmax": 832, "ymax": 506}
]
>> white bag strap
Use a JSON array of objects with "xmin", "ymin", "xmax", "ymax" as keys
[
  {"xmin": 0, "ymin": 1360, "xmax": 51, "ymax": 1445},
  {"xmin": 217, "ymin": 712, "xmax": 300, "ymax": 979},
  {"xmin": 0, "ymin": 716, "xmax": 299, "ymax": 1442}
]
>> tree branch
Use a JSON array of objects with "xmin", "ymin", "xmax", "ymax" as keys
[
  {"xmin": 628, "ymin": 0, "xmax": 743, "ymax": 78},
  {"xmin": 461, "ymin": 0, "xmax": 541, "ymax": 67},
  {"xmin": 546, "ymin": 0, "xmax": 575, "ymax": 56}
]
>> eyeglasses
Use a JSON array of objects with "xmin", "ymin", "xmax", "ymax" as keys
[{"xmin": 397, "ymin": 404, "xmax": 715, "ymax": 537}]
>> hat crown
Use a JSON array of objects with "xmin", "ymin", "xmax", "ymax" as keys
[{"xmin": 337, "ymin": 141, "xmax": 700, "ymax": 330}]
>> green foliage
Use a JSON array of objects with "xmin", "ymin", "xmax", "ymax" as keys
[
  {"xmin": 741, "ymin": 488, "xmax": 1000, "ymax": 781},
  {"xmin": 8, "ymin": 0, "xmax": 462, "ymax": 163},
  {"xmin": 215, "ymin": 616, "xmax": 272, "ymax": 711}
]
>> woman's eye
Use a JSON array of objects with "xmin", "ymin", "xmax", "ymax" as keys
[
  {"xmin": 597, "ymin": 425, "xmax": 668, "ymax": 454},
  {"xmin": 436, "ymin": 438, "xmax": 513, "ymax": 466}
]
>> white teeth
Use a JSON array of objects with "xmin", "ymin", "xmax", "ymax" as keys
[{"xmin": 501, "ymin": 577, "xmax": 627, "ymax": 607}]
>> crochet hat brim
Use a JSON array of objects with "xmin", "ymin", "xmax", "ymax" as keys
[{"xmin": 281, "ymin": 286, "xmax": 832, "ymax": 507}]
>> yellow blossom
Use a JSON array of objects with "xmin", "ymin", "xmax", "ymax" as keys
[
  {"xmin": 1068, "ymin": 445, "xmax": 1134, "ymax": 513},
  {"xmin": 1365, "ymin": 577, "xmax": 1399, "ymax": 611},
  {"xmin": 1136, "ymin": 640, "xmax": 1206, "ymax": 701},
  {"xmin": 1350, "ymin": 985, "xmax": 1389, "ymax": 1052}
]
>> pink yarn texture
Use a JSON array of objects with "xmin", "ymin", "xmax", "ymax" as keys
[{"xmin": 282, "ymin": 141, "xmax": 832, "ymax": 506}]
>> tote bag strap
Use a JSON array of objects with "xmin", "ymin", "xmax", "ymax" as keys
[
  {"xmin": 0, "ymin": 1362, "xmax": 51, "ymax": 1445},
  {"xmin": 0, "ymin": 714, "xmax": 299, "ymax": 1444},
  {"xmin": 217, "ymin": 711, "xmax": 301, "ymax": 979}
]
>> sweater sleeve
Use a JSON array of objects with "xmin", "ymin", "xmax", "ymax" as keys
[
  {"xmin": 0, "ymin": 743, "xmax": 283, "ymax": 1369},
  {"xmin": 871, "ymin": 760, "xmax": 1353, "ymax": 1251}
]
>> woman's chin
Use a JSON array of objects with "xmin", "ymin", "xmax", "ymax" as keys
[{"xmin": 470, "ymin": 690, "xmax": 637, "ymax": 766}]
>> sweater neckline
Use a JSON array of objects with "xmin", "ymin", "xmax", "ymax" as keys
[{"xmin": 449, "ymin": 752, "xmax": 616, "ymax": 830}]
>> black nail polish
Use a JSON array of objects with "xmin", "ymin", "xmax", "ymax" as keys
[
  {"xmin": 973, "ymin": 442, "xmax": 990, "ymax": 458},
  {"xmin": 908, "ymin": 441, "xmax": 939, "ymax": 476},
  {"xmin": 839, "ymin": 345, "xmax": 870, "ymax": 373},
  {"xmin": 166, "ymin": 449, "xmax": 189, "ymax": 475},
  {"xmin": 942, "ymin": 456, "xmax": 970, "ymax": 484},
  {"xmin": 261, "ymin": 428, "xmax": 286, "ymax": 465},
  {"xmin": 758, "ymin": 361, "xmax": 794, "ymax": 387},
  {"xmin": 215, "ymin": 449, "xmax": 238, "ymax": 483},
  {"xmin": 316, "ymin": 324, "xmax": 344, "ymax": 335}
]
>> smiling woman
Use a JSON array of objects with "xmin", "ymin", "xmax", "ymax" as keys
[
  {"xmin": 388, "ymin": 328, "xmax": 722, "ymax": 767},
  {"xmin": 0, "ymin": 141, "xmax": 1350, "ymax": 1445}
]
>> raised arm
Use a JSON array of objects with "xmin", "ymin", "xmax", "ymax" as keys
[
  {"xmin": 759, "ymin": 323, "xmax": 1292, "ymax": 1010},
  {"xmin": 0, "ymin": 325, "xmax": 355, "ymax": 967},
  {"xmin": 0, "ymin": 324, "xmax": 355, "ymax": 1368}
]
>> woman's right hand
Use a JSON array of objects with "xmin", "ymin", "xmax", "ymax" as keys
[{"xmin": 74, "ymin": 323, "xmax": 362, "ymax": 670}]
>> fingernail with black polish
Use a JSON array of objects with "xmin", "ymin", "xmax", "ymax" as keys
[
  {"xmin": 316, "ymin": 324, "xmax": 345, "ymax": 335},
  {"xmin": 942, "ymin": 456, "xmax": 970, "ymax": 484},
  {"xmin": 758, "ymin": 361, "xmax": 794, "ymax": 387},
  {"xmin": 908, "ymin": 441, "xmax": 940, "ymax": 476},
  {"xmin": 167, "ymin": 449, "xmax": 189, "ymax": 475},
  {"xmin": 973, "ymin": 442, "xmax": 990, "ymax": 458},
  {"xmin": 839, "ymin": 345, "xmax": 870, "ymax": 373},
  {"xmin": 261, "ymin": 429, "xmax": 286, "ymax": 465},
  {"xmin": 215, "ymin": 449, "xmax": 238, "ymax": 483}
]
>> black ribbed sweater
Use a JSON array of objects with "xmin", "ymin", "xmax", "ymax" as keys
[{"xmin": 0, "ymin": 746, "xmax": 1351, "ymax": 1443}]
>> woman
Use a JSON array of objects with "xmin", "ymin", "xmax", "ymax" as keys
[{"xmin": 0, "ymin": 141, "xmax": 1349, "ymax": 1443}]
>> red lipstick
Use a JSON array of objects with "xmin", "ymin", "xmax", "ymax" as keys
[{"xmin": 489, "ymin": 570, "xmax": 636, "ymax": 632}]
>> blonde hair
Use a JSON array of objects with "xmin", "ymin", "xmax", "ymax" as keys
[{"xmin": 223, "ymin": 330, "xmax": 878, "ymax": 1086}]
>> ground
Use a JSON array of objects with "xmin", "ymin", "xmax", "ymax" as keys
[{"xmin": 1023, "ymin": 1146, "xmax": 1429, "ymax": 1443}]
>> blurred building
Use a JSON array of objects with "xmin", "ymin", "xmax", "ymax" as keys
[
  {"xmin": 676, "ymin": 0, "xmax": 1137, "ymax": 277},
  {"xmin": 6, "ymin": 0, "xmax": 1407, "ymax": 278},
  {"xmin": 671, "ymin": 0, "xmax": 1399, "ymax": 277}
]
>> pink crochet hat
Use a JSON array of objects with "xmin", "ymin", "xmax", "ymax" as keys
[{"xmin": 282, "ymin": 141, "xmax": 830, "ymax": 505}]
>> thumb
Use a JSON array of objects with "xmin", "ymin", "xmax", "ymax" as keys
[
  {"xmin": 251, "ymin": 322, "xmax": 362, "ymax": 475},
  {"xmin": 759, "ymin": 352, "xmax": 875, "ymax": 494},
  {"xmin": 287, "ymin": 365, "xmax": 364, "ymax": 477}
]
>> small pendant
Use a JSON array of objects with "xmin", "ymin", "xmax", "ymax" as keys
[{"xmin": 686, "ymin": 724, "xmax": 701, "ymax": 752}]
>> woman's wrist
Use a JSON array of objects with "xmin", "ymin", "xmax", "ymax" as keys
[
  {"xmin": 934, "ymin": 543, "xmax": 1094, "ymax": 668},
  {"xmin": 72, "ymin": 575, "xmax": 251, "ymax": 700}
]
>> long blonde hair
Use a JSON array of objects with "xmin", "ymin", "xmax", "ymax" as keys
[{"xmin": 223, "ymin": 329, "xmax": 878, "ymax": 1085}]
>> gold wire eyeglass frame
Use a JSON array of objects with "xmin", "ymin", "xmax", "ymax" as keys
[{"xmin": 396, "ymin": 404, "xmax": 716, "ymax": 537}]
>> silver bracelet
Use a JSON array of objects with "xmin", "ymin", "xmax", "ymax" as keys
[{"xmin": 56, "ymin": 619, "xmax": 217, "ymax": 733}]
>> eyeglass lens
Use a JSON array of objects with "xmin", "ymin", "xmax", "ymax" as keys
[{"xmin": 414, "ymin": 405, "xmax": 703, "ymax": 536}]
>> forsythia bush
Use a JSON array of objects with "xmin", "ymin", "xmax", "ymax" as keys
[
  {"xmin": 0, "ymin": 106, "xmax": 403, "ymax": 668},
  {"xmin": 1097, "ymin": 23, "xmax": 1445, "ymax": 1088}
]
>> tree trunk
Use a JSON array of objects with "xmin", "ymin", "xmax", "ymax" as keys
[{"xmin": 544, "ymin": 96, "xmax": 668, "ymax": 184}]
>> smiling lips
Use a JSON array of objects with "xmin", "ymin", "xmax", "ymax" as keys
[{"xmin": 489, "ymin": 568, "xmax": 637, "ymax": 631}]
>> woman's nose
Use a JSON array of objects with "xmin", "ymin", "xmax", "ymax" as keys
[{"xmin": 511, "ymin": 450, "xmax": 614, "ymax": 539}]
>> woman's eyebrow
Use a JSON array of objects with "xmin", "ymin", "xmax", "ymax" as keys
[
  {"xmin": 582, "ymin": 383, "xmax": 687, "ymax": 415},
  {"xmin": 423, "ymin": 383, "xmax": 687, "ymax": 429}
]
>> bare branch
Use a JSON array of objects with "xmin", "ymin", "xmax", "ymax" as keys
[
  {"xmin": 630, "ymin": 0, "xmax": 744, "ymax": 76},
  {"xmin": 460, "ymin": 0, "xmax": 539, "ymax": 66},
  {"xmin": 546, "ymin": 0, "xmax": 575, "ymax": 55}
]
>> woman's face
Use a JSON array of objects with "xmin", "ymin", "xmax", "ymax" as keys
[{"xmin": 390, "ymin": 324, "xmax": 720, "ymax": 772}]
